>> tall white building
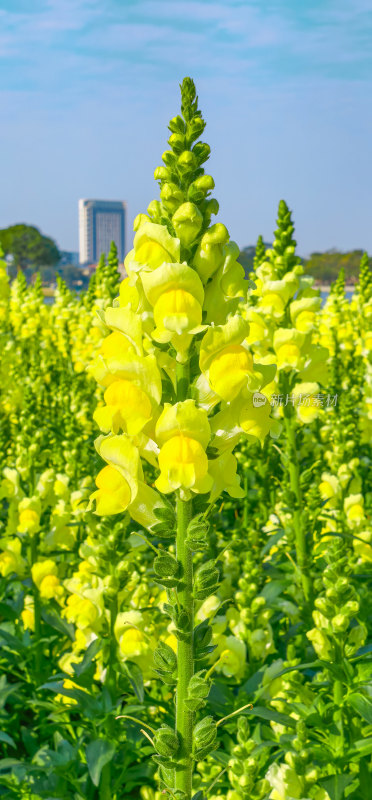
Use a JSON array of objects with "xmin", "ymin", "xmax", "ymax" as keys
[{"xmin": 78, "ymin": 199, "xmax": 126, "ymax": 264}]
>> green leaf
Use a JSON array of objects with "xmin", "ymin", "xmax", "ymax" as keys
[
  {"xmin": 348, "ymin": 737, "xmax": 372, "ymax": 759},
  {"xmin": 122, "ymin": 661, "xmax": 144, "ymax": 703},
  {"xmin": 260, "ymin": 578, "xmax": 287, "ymax": 600},
  {"xmin": 0, "ymin": 758, "xmax": 23, "ymax": 771},
  {"xmin": 39, "ymin": 680, "xmax": 97, "ymax": 712},
  {"xmin": 41, "ymin": 608, "xmax": 75, "ymax": 640},
  {"xmin": 73, "ymin": 637, "xmax": 103, "ymax": 677},
  {"xmin": 347, "ymin": 693, "xmax": 372, "ymax": 724},
  {"xmin": 0, "ymin": 628, "xmax": 27, "ymax": 652},
  {"xmin": 319, "ymin": 774, "xmax": 354, "ymax": 800},
  {"xmin": 85, "ymin": 739, "xmax": 116, "ymax": 787},
  {"xmin": 0, "ymin": 733, "xmax": 16, "ymax": 748},
  {"xmin": 0, "ymin": 603, "xmax": 18, "ymax": 622},
  {"xmin": 241, "ymin": 705, "xmax": 297, "ymax": 728}
]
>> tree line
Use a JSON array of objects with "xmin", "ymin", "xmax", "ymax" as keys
[{"xmin": 0, "ymin": 223, "xmax": 370, "ymax": 288}]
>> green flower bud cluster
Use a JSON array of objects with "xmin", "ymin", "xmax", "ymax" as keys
[
  {"xmin": 269, "ymin": 199, "xmax": 302, "ymax": 280},
  {"xmin": 151, "ymin": 80, "xmax": 219, "ymax": 255},
  {"xmin": 307, "ymin": 540, "xmax": 366, "ymax": 661},
  {"xmin": 227, "ymin": 716, "xmax": 270, "ymax": 799}
]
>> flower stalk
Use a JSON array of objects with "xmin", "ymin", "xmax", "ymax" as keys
[
  {"xmin": 282, "ymin": 398, "xmax": 312, "ymax": 606},
  {"xmin": 89, "ymin": 77, "xmax": 279, "ymax": 799}
]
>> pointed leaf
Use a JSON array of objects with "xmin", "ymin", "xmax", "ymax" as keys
[
  {"xmin": 347, "ymin": 693, "xmax": 372, "ymax": 724},
  {"xmin": 121, "ymin": 661, "xmax": 144, "ymax": 702},
  {"xmin": 86, "ymin": 739, "xmax": 116, "ymax": 787},
  {"xmin": 320, "ymin": 774, "xmax": 354, "ymax": 800}
]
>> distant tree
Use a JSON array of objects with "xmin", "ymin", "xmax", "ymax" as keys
[
  {"xmin": 303, "ymin": 249, "xmax": 371, "ymax": 283},
  {"xmin": 0, "ymin": 224, "xmax": 60, "ymax": 272}
]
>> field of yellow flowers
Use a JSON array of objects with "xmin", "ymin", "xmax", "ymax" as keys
[{"xmin": 0, "ymin": 79, "xmax": 371, "ymax": 800}]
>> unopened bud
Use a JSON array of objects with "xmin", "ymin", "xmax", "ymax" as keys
[
  {"xmin": 160, "ymin": 182, "xmax": 184, "ymax": 213},
  {"xmin": 168, "ymin": 133, "xmax": 186, "ymax": 155},
  {"xmin": 153, "ymin": 640, "xmax": 177, "ymax": 673},
  {"xmin": 194, "ymin": 560, "xmax": 220, "ymax": 600},
  {"xmin": 192, "ymin": 716, "xmax": 217, "ymax": 759},
  {"xmin": 153, "ymin": 725, "xmax": 180, "ymax": 757},
  {"xmin": 192, "ymin": 142, "xmax": 211, "ymax": 164},
  {"xmin": 154, "ymin": 166, "xmax": 171, "ymax": 181},
  {"xmin": 172, "ymin": 202, "xmax": 203, "ymax": 246}
]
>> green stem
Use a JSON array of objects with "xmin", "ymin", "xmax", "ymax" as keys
[
  {"xmin": 99, "ymin": 763, "xmax": 111, "ymax": 800},
  {"xmin": 175, "ymin": 495, "xmax": 193, "ymax": 798},
  {"xmin": 283, "ymin": 407, "xmax": 312, "ymax": 606},
  {"xmin": 100, "ymin": 593, "xmax": 118, "ymax": 800},
  {"xmin": 106, "ymin": 594, "xmax": 118, "ymax": 701},
  {"xmin": 243, "ymin": 475, "xmax": 248, "ymax": 529},
  {"xmin": 30, "ymin": 535, "xmax": 42, "ymax": 683},
  {"xmin": 174, "ymin": 357, "xmax": 194, "ymax": 798}
]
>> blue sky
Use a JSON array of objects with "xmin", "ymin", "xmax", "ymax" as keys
[{"xmin": 0, "ymin": 0, "xmax": 371, "ymax": 257}]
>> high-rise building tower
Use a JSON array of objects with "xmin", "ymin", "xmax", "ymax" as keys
[{"xmin": 78, "ymin": 199, "xmax": 126, "ymax": 264}]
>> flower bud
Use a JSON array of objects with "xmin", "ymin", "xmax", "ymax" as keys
[
  {"xmin": 172, "ymin": 203, "xmax": 203, "ymax": 246},
  {"xmin": 332, "ymin": 613, "xmax": 349, "ymax": 632},
  {"xmin": 185, "ymin": 670, "xmax": 211, "ymax": 711},
  {"xmin": 160, "ymin": 182, "xmax": 184, "ymax": 213},
  {"xmin": 153, "ymin": 553, "xmax": 179, "ymax": 587},
  {"xmin": 202, "ymin": 197, "xmax": 219, "ymax": 222},
  {"xmin": 304, "ymin": 766, "xmax": 319, "ymax": 783},
  {"xmin": 153, "ymin": 640, "xmax": 177, "ymax": 674},
  {"xmin": 153, "ymin": 725, "xmax": 180, "ymax": 757},
  {"xmin": 168, "ymin": 115, "xmax": 186, "ymax": 134},
  {"xmin": 187, "ymin": 115, "xmax": 206, "ymax": 143},
  {"xmin": 194, "ymin": 560, "xmax": 220, "ymax": 600},
  {"xmin": 177, "ymin": 150, "xmax": 198, "ymax": 174},
  {"xmin": 162, "ymin": 150, "xmax": 177, "ymax": 168},
  {"xmin": 194, "ymin": 619, "xmax": 213, "ymax": 650},
  {"xmin": 186, "ymin": 513, "xmax": 210, "ymax": 551},
  {"xmin": 147, "ymin": 200, "xmax": 164, "ymax": 221},
  {"xmin": 188, "ymin": 175, "xmax": 215, "ymax": 204},
  {"xmin": 154, "ymin": 166, "xmax": 171, "ymax": 181},
  {"xmin": 192, "ymin": 142, "xmax": 211, "ymax": 164},
  {"xmin": 168, "ymin": 133, "xmax": 186, "ymax": 155},
  {"xmin": 192, "ymin": 716, "xmax": 218, "ymax": 760},
  {"xmin": 314, "ymin": 597, "xmax": 333, "ymax": 618}
]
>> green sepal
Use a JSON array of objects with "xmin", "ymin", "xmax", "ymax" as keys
[
  {"xmin": 151, "ymin": 521, "xmax": 176, "ymax": 539},
  {"xmin": 186, "ymin": 513, "xmax": 210, "ymax": 551},
  {"xmin": 184, "ymin": 698, "xmax": 206, "ymax": 712},
  {"xmin": 194, "ymin": 560, "xmax": 220, "ymax": 599},
  {"xmin": 153, "ymin": 640, "xmax": 177, "ymax": 673},
  {"xmin": 168, "ymin": 115, "xmax": 186, "ymax": 134},
  {"xmin": 187, "ymin": 670, "xmax": 211, "ymax": 700},
  {"xmin": 193, "ymin": 619, "xmax": 212, "ymax": 648},
  {"xmin": 155, "ymin": 506, "xmax": 177, "ymax": 526},
  {"xmin": 192, "ymin": 716, "xmax": 218, "ymax": 760},
  {"xmin": 192, "ymin": 142, "xmax": 211, "ymax": 165},
  {"xmin": 154, "ymin": 725, "xmax": 180, "ymax": 758},
  {"xmin": 153, "ymin": 669, "xmax": 178, "ymax": 685},
  {"xmin": 153, "ymin": 553, "xmax": 179, "ymax": 587},
  {"xmin": 194, "ymin": 645, "xmax": 217, "ymax": 662}
]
